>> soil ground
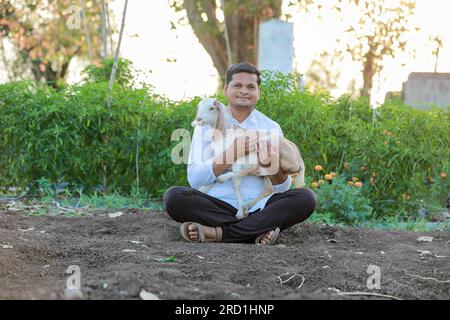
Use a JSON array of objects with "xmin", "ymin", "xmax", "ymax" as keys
[{"xmin": 1, "ymin": 209, "xmax": 449, "ymax": 300}]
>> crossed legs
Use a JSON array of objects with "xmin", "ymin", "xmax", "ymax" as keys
[{"xmin": 163, "ymin": 186, "xmax": 317, "ymax": 243}]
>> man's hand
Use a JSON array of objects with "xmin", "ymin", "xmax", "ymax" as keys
[
  {"xmin": 257, "ymin": 137, "xmax": 288, "ymax": 184},
  {"xmin": 213, "ymin": 134, "xmax": 257, "ymax": 177},
  {"xmin": 225, "ymin": 133, "xmax": 258, "ymax": 164}
]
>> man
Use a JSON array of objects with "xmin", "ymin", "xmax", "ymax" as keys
[{"xmin": 163, "ymin": 62, "xmax": 317, "ymax": 245}]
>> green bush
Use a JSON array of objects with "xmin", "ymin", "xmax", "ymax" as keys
[
  {"xmin": 0, "ymin": 79, "xmax": 196, "ymax": 196},
  {"xmin": 257, "ymin": 72, "xmax": 449, "ymax": 219},
  {"xmin": 81, "ymin": 58, "xmax": 136, "ymax": 88},
  {"xmin": 0, "ymin": 71, "xmax": 448, "ymax": 223},
  {"xmin": 312, "ymin": 175, "xmax": 373, "ymax": 225}
]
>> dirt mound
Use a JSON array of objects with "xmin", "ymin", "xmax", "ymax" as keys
[{"xmin": 0, "ymin": 210, "xmax": 449, "ymax": 300}]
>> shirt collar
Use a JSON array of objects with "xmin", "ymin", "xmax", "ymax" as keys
[{"xmin": 230, "ymin": 107, "xmax": 257, "ymax": 127}]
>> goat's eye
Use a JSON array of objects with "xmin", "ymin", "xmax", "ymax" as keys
[{"xmin": 209, "ymin": 107, "xmax": 214, "ymax": 111}]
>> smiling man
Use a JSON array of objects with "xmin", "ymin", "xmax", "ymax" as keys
[{"xmin": 163, "ymin": 62, "xmax": 317, "ymax": 245}]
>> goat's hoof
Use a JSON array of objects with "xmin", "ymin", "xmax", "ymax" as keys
[{"xmin": 236, "ymin": 209, "xmax": 244, "ymax": 219}]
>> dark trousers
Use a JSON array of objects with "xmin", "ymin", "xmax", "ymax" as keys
[{"xmin": 163, "ymin": 186, "xmax": 317, "ymax": 243}]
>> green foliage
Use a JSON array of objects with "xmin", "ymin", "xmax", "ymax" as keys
[
  {"xmin": 82, "ymin": 58, "xmax": 136, "ymax": 88},
  {"xmin": 0, "ymin": 72, "xmax": 448, "ymax": 225},
  {"xmin": 0, "ymin": 79, "xmax": 194, "ymax": 197},
  {"xmin": 312, "ymin": 175, "xmax": 373, "ymax": 224},
  {"xmin": 257, "ymin": 72, "xmax": 449, "ymax": 220},
  {"xmin": 0, "ymin": 0, "xmax": 110, "ymax": 85}
]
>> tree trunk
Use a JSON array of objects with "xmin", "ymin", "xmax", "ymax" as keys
[
  {"xmin": 361, "ymin": 48, "xmax": 376, "ymax": 97},
  {"xmin": 101, "ymin": 0, "xmax": 108, "ymax": 62},
  {"xmin": 79, "ymin": 0, "xmax": 93, "ymax": 62},
  {"xmin": 184, "ymin": 0, "xmax": 228, "ymax": 77},
  {"xmin": 183, "ymin": 0, "xmax": 282, "ymax": 79}
]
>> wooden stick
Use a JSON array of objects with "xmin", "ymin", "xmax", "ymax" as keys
[
  {"xmin": 106, "ymin": 0, "xmax": 128, "ymax": 108},
  {"xmin": 335, "ymin": 291, "xmax": 402, "ymax": 300},
  {"xmin": 101, "ymin": 0, "xmax": 108, "ymax": 61},
  {"xmin": 79, "ymin": 0, "xmax": 93, "ymax": 62},
  {"xmin": 277, "ymin": 274, "xmax": 306, "ymax": 289},
  {"xmin": 406, "ymin": 273, "xmax": 450, "ymax": 284}
]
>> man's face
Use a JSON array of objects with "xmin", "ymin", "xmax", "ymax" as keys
[{"xmin": 223, "ymin": 72, "xmax": 260, "ymax": 109}]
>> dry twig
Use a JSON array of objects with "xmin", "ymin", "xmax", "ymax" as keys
[
  {"xmin": 277, "ymin": 274, "xmax": 306, "ymax": 289},
  {"xmin": 334, "ymin": 291, "xmax": 402, "ymax": 300},
  {"xmin": 406, "ymin": 273, "xmax": 450, "ymax": 283}
]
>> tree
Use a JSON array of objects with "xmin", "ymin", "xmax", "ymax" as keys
[
  {"xmin": 305, "ymin": 50, "xmax": 343, "ymax": 93},
  {"xmin": 430, "ymin": 35, "xmax": 443, "ymax": 73},
  {"xmin": 169, "ymin": 0, "xmax": 296, "ymax": 79},
  {"xmin": 0, "ymin": 0, "xmax": 114, "ymax": 87},
  {"xmin": 332, "ymin": 0, "xmax": 417, "ymax": 97}
]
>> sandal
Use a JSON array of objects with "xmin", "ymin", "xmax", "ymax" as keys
[
  {"xmin": 180, "ymin": 222, "xmax": 222, "ymax": 243},
  {"xmin": 255, "ymin": 227, "xmax": 280, "ymax": 245}
]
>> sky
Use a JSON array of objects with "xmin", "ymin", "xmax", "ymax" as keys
[{"xmin": 5, "ymin": 0, "xmax": 450, "ymax": 103}]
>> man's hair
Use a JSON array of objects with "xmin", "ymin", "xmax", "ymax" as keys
[{"xmin": 225, "ymin": 62, "xmax": 261, "ymax": 86}]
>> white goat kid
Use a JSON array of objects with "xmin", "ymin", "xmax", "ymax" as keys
[{"xmin": 192, "ymin": 98, "xmax": 305, "ymax": 219}]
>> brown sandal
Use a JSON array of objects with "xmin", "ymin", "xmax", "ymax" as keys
[
  {"xmin": 180, "ymin": 222, "xmax": 222, "ymax": 243},
  {"xmin": 255, "ymin": 227, "xmax": 280, "ymax": 245}
]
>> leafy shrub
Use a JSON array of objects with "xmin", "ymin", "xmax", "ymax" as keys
[
  {"xmin": 310, "ymin": 172, "xmax": 373, "ymax": 224},
  {"xmin": 0, "ymin": 71, "xmax": 448, "ymax": 222},
  {"xmin": 81, "ymin": 58, "xmax": 136, "ymax": 88}
]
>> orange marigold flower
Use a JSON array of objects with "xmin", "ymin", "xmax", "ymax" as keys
[
  {"xmin": 354, "ymin": 181, "xmax": 363, "ymax": 187},
  {"xmin": 440, "ymin": 172, "xmax": 447, "ymax": 178},
  {"xmin": 314, "ymin": 165, "xmax": 323, "ymax": 171},
  {"xmin": 343, "ymin": 162, "xmax": 349, "ymax": 169},
  {"xmin": 347, "ymin": 181, "xmax": 354, "ymax": 186},
  {"xmin": 352, "ymin": 177, "xmax": 359, "ymax": 182},
  {"xmin": 330, "ymin": 172, "xmax": 337, "ymax": 177},
  {"xmin": 311, "ymin": 182, "xmax": 319, "ymax": 189},
  {"xmin": 325, "ymin": 174, "xmax": 332, "ymax": 181},
  {"xmin": 361, "ymin": 166, "xmax": 366, "ymax": 171}
]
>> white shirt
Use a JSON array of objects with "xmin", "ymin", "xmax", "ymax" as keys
[{"xmin": 187, "ymin": 106, "xmax": 292, "ymax": 213}]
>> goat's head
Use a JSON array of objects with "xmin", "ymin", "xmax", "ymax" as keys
[{"xmin": 191, "ymin": 98, "xmax": 222, "ymax": 128}]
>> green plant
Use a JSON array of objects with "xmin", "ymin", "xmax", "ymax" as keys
[
  {"xmin": 311, "ymin": 174, "xmax": 373, "ymax": 225},
  {"xmin": 0, "ymin": 72, "xmax": 448, "ymax": 222},
  {"xmin": 81, "ymin": 58, "xmax": 136, "ymax": 88}
]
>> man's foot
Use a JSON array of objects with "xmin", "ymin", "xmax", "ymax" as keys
[
  {"xmin": 255, "ymin": 228, "xmax": 280, "ymax": 245},
  {"xmin": 187, "ymin": 223, "xmax": 218, "ymax": 242},
  {"xmin": 258, "ymin": 230, "xmax": 275, "ymax": 245}
]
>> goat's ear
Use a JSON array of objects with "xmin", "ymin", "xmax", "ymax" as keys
[{"xmin": 191, "ymin": 120, "xmax": 197, "ymax": 128}]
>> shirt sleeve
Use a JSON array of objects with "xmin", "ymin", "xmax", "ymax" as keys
[
  {"xmin": 272, "ymin": 122, "xmax": 293, "ymax": 192},
  {"xmin": 273, "ymin": 175, "xmax": 292, "ymax": 193},
  {"xmin": 187, "ymin": 125, "xmax": 218, "ymax": 189}
]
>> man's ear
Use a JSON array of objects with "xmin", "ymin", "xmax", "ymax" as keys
[{"xmin": 223, "ymin": 85, "xmax": 228, "ymax": 97}]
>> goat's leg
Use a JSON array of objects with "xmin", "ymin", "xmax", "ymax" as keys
[
  {"xmin": 243, "ymin": 176, "xmax": 275, "ymax": 214},
  {"xmin": 217, "ymin": 166, "xmax": 257, "ymax": 184},
  {"xmin": 232, "ymin": 176, "xmax": 247, "ymax": 219},
  {"xmin": 217, "ymin": 172, "xmax": 234, "ymax": 184},
  {"xmin": 199, "ymin": 184, "xmax": 215, "ymax": 194}
]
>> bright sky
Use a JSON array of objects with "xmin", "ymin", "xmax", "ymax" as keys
[{"xmin": 9, "ymin": 0, "xmax": 450, "ymax": 103}]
